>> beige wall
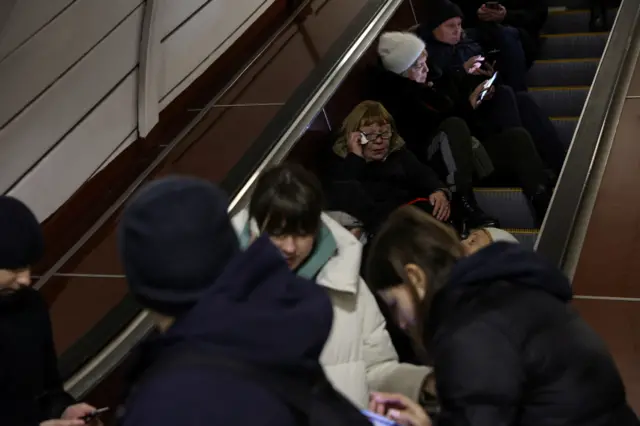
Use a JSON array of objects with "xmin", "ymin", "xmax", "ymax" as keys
[{"xmin": 0, "ymin": 0, "xmax": 275, "ymax": 221}]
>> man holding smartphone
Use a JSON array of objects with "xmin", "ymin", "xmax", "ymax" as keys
[
  {"xmin": 0, "ymin": 196, "xmax": 101, "ymax": 426},
  {"xmin": 447, "ymin": 0, "xmax": 548, "ymax": 69}
]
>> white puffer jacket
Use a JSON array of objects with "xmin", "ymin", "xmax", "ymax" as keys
[{"xmin": 232, "ymin": 210, "xmax": 432, "ymax": 408}]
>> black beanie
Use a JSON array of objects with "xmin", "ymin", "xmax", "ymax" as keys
[
  {"xmin": 118, "ymin": 176, "xmax": 240, "ymax": 317},
  {"xmin": 426, "ymin": 1, "xmax": 464, "ymax": 33},
  {"xmin": 0, "ymin": 196, "xmax": 43, "ymax": 270}
]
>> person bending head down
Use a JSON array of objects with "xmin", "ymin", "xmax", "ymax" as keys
[
  {"xmin": 378, "ymin": 31, "xmax": 429, "ymax": 84},
  {"xmin": 461, "ymin": 226, "xmax": 519, "ymax": 255},
  {"xmin": 246, "ymin": 163, "xmax": 323, "ymax": 271},
  {"xmin": 232, "ymin": 163, "xmax": 436, "ymax": 409},
  {"xmin": 365, "ymin": 205, "xmax": 639, "ymax": 425}
]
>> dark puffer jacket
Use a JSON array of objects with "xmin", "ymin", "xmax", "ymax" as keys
[{"xmin": 425, "ymin": 243, "xmax": 639, "ymax": 426}]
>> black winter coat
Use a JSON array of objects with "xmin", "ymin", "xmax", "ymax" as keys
[
  {"xmin": 323, "ymin": 137, "xmax": 444, "ymax": 233},
  {"xmin": 425, "ymin": 243, "xmax": 639, "ymax": 426},
  {"xmin": 0, "ymin": 287, "xmax": 75, "ymax": 426},
  {"xmin": 368, "ymin": 65, "xmax": 474, "ymax": 162}
]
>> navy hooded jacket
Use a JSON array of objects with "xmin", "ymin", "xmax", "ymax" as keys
[
  {"xmin": 121, "ymin": 236, "xmax": 334, "ymax": 426},
  {"xmin": 426, "ymin": 243, "xmax": 639, "ymax": 426}
]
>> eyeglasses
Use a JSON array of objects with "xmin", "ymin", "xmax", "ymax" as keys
[{"xmin": 361, "ymin": 131, "xmax": 392, "ymax": 142}]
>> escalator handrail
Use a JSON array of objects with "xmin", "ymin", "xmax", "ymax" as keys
[
  {"xmin": 535, "ymin": 0, "xmax": 640, "ymax": 270},
  {"xmin": 63, "ymin": 0, "xmax": 405, "ymax": 398}
]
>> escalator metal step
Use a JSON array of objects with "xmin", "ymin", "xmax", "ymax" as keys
[
  {"xmin": 529, "ymin": 87, "xmax": 588, "ymax": 117},
  {"xmin": 474, "ymin": 188, "xmax": 536, "ymax": 230},
  {"xmin": 539, "ymin": 33, "xmax": 608, "ymax": 59},
  {"xmin": 508, "ymin": 229, "xmax": 540, "ymax": 250},
  {"xmin": 551, "ymin": 117, "xmax": 579, "ymax": 147},
  {"xmin": 527, "ymin": 58, "xmax": 599, "ymax": 87},
  {"xmin": 546, "ymin": 0, "xmax": 590, "ymax": 9},
  {"xmin": 544, "ymin": 9, "xmax": 617, "ymax": 34}
]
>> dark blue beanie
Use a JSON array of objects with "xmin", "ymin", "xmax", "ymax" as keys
[
  {"xmin": 0, "ymin": 196, "xmax": 43, "ymax": 270},
  {"xmin": 118, "ymin": 176, "xmax": 240, "ymax": 317}
]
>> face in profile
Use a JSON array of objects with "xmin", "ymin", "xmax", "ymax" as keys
[
  {"xmin": 0, "ymin": 268, "xmax": 32, "ymax": 292},
  {"xmin": 461, "ymin": 229, "xmax": 493, "ymax": 256},
  {"xmin": 406, "ymin": 50, "xmax": 429, "ymax": 84},
  {"xmin": 360, "ymin": 121, "xmax": 392, "ymax": 161},
  {"xmin": 377, "ymin": 264, "xmax": 427, "ymax": 331},
  {"xmin": 433, "ymin": 17, "xmax": 462, "ymax": 45},
  {"xmin": 269, "ymin": 233, "xmax": 316, "ymax": 271}
]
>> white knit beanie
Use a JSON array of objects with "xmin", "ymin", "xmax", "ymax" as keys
[
  {"xmin": 484, "ymin": 227, "xmax": 520, "ymax": 244},
  {"xmin": 378, "ymin": 32, "xmax": 426, "ymax": 75}
]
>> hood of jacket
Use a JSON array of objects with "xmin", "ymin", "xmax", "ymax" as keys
[
  {"xmin": 152, "ymin": 235, "xmax": 334, "ymax": 370},
  {"xmin": 424, "ymin": 242, "xmax": 573, "ymax": 343},
  {"xmin": 232, "ymin": 209, "xmax": 362, "ymax": 294}
]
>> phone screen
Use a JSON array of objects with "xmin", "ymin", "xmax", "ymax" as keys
[
  {"xmin": 81, "ymin": 407, "xmax": 109, "ymax": 423},
  {"xmin": 479, "ymin": 71, "xmax": 498, "ymax": 102},
  {"xmin": 361, "ymin": 409, "xmax": 400, "ymax": 426},
  {"xmin": 486, "ymin": 1, "xmax": 500, "ymax": 9}
]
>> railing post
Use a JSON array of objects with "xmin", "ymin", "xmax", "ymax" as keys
[{"xmin": 138, "ymin": 0, "xmax": 162, "ymax": 137}]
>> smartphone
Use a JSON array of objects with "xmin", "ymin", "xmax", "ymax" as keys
[
  {"xmin": 479, "ymin": 71, "xmax": 498, "ymax": 102},
  {"xmin": 81, "ymin": 407, "xmax": 109, "ymax": 423},
  {"xmin": 485, "ymin": 49, "xmax": 500, "ymax": 66},
  {"xmin": 485, "ymin": 1, "xmax": 500, "ymax": 9},
  {"xmin": 361, "ymin": 409, "xmax": 401, "ymax": 426}
]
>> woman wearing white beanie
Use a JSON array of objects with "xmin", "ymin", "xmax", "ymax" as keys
[
  {"xmin": 462, "ymin": 227, "xmax": 519, "ymax": 255},
  {"xmin": 373, "ymin": 30, "xmax": 555, "ymax": 227},
  {"xmin": 373, "ymin": 31, "xmax": 498, "ymax": 235}
]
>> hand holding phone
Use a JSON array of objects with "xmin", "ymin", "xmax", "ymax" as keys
[
  {"xmin": 485, "ymin": 1, "xmax": 500, "ymax": 10},
  {"xmin": 479, "ymin": 71, "xmax": 498, "ymax": 102},
  {"xmin": 80, "ymin": 407, "xmax": 109, "ymax": 424}
]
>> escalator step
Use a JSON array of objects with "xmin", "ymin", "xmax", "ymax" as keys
[
  {"xmin": 474, "ymin": 188, "xmax": 536, "ymax": 229},
  {"xmin": 508, "ymin": 229, "xmax": 539, "ymax": 250},
  {"xmin": 546, "ymin": 0, "xmax": 590, "ymax": 9},
  {"xmin": 539, "ymin": 33, "xmax": 608, "ymax": 59},
  {"xmin": 529, "ymin": 87, "xmax": 588, "ymax": 117},
  {"xmin": 544, "ymin": 9, "xmax": 617, "ymax": 34},
  {"xmin": 551, "ymin": 117, "xmax": 579, "ymax": 147},
  {"xmin": 527, "ymin": 59, "xmax": 599, "ymax": 87}
]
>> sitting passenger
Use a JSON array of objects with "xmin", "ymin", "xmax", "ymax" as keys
[
  {"xmin": 231, "ymin": 163, "xmax": 435, "ymax": 408},
  {"xmin": 373, "ymin": 33, "xmax": 554, "ymax": 223},
  {"xmin": 373, "ymin": 31, "xmax": 497, "ymax": 231},
  {"xmin": 366, "ymin": 206, "xmax": 640, "ymax": 426},
  {"xmin": 118, "ymin": 176, "xmax": 370, "ymax": 426},
  {"xmin": 322, "ymin": 101, "xmax": 453, "ymax": 236},
  {"xmin": 416, "ymin": 3, "xmax": 567, "ymax": 176},
  {"xmin": 450, "ymin": 0, "xmax": 547, "ymax": 69}
]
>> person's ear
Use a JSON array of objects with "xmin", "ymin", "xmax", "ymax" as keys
[{"xmin": 404, "ymin": 263, "xmax": 428, "ymax": 299}]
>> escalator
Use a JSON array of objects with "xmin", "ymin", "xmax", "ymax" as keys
[
  {"xmin": 35, "ymin": 0, "xmax": 638, "ymax": 423},
  {"xmin": 475, "ymin": 0, "xmax": 614, "ymax": 248}
]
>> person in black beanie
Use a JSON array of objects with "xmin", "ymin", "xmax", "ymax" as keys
[
  {"xmin": 0, "ymin": 196, "xmax": 100, "ymax": 426},
  {"xmin": 117, "ymin": 176, "xmax": 343, "ymax": 426}
]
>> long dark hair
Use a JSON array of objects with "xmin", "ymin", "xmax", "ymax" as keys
[{"xmin": 365, "ymin": 206, "xmax": 462, "ymax": 357}]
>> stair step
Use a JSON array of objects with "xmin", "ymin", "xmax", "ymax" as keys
[
  {"xmin": 551, "ymin": 117, "xmax": 579, "ymax": 147},
  {"xmin": 529, "ymin": 87, "xmax": 589, "ymax": 117},
  {"xmin": 546, "ymin": 0, "xmax": 591, "ymax": 9},
  {"xmin": 474, "ymin": 188, "xmax": 536, "ymax": 229},
  {"xmin": 527, "ymin": 59, "xmax": 599, "ymax": 87},
  {"xmin": 544, "ymin": 9, "xmax": 618, "ymax": 34},
  {"xmin": 509, "ymin": 229, "xmax": 539, "ymax": 250},
  {"xmin": 539, "ymin": 33, "xmax": 608, "ymax": 60}
]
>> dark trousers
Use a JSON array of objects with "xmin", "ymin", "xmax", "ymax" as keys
[
  {"xmin": 425, "ymin": 117, "xmax": 475, "ymax": 194},
  {"xmin": 467, "ymin": 26, "xmax": 529, "ymax": 91},
  {"xmin": 481, "ymin": 127, "xmax": 550, "ymax": 198},
  {"xmin": 475, "ymin": 84, "xmax": 566, "ymax": 176}
]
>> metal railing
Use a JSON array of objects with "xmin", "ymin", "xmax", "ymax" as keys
[
  {"xmin": 535, "ymin": 0, "xmax": 640, "ymax": 273},
  {"xmin": 63, "ymin": 0, "xmax": 405, "ymax": 398}
]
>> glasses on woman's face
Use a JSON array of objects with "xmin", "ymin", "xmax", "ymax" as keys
[{"xmin": 361, "ymin": 131, "xmax": 392, "ymax": 142}]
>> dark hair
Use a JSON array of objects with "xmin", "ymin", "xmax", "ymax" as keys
[
  {"xmin": 249, "ymin": 163, "xmax": 324, "ymax": 236},
  {"xmin": 366, "ymin": 205, "xmax": 462, "ymax": 294}
]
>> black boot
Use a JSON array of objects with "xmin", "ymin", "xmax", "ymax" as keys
[
  {"xmin": 455, "ymin": 191, "xmax": 500, "ymax": 234},
  {"xmin": 589, "ymin": 2, "xmax": 609, "ymax": 32},
  {"xmin": 530, "ymin": 184, "xmax": 553, "ymax": 225}
]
